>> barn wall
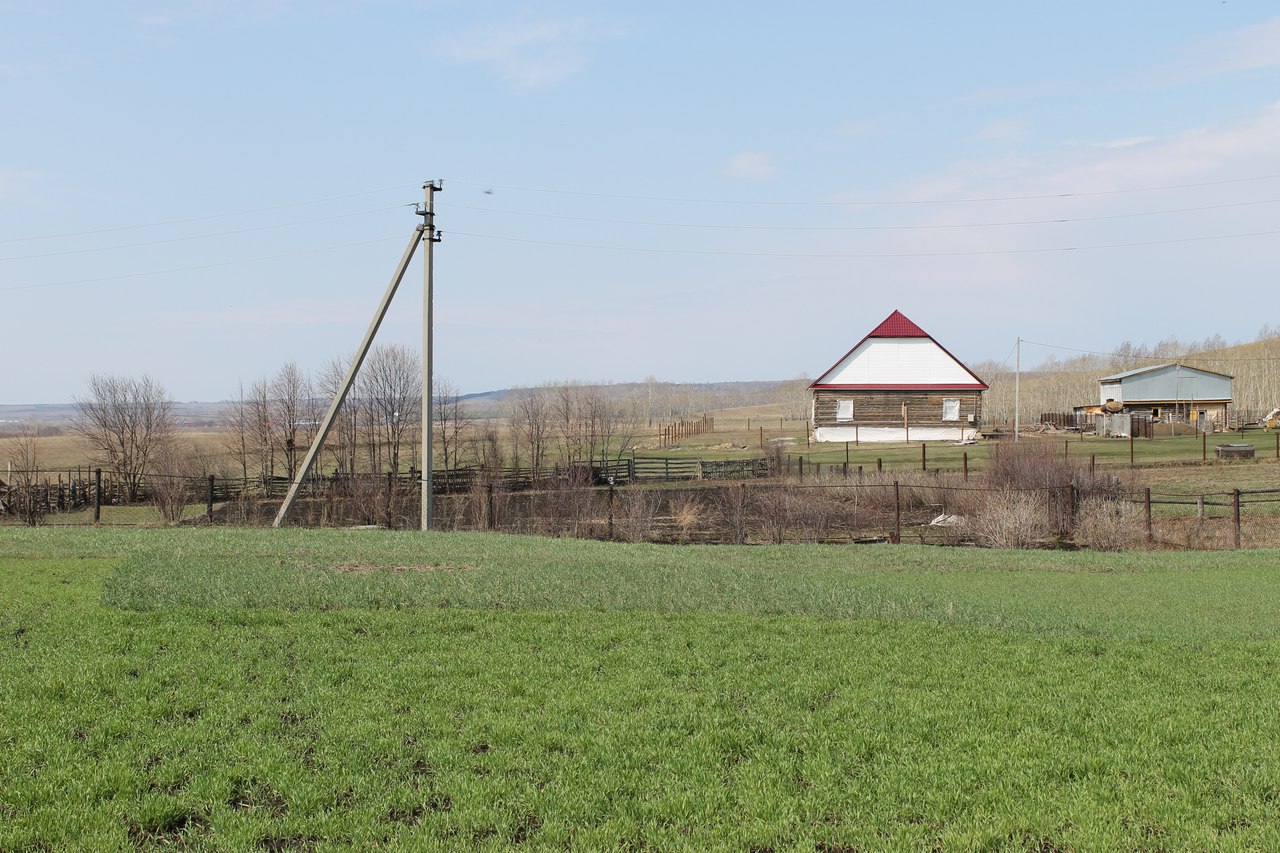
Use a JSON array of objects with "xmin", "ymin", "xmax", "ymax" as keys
[
  {"xmin": 812, "ymin": 390, "xmax": 983, "ymax": 430},
  {"xmin": 1118, "ymin": 366, "xmax": 1232, "ymax": 404}
]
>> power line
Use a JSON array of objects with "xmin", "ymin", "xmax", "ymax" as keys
[
  {"xmin": 0, "ymin": 204, "xmax": 407, "ymax": 262},
  {"xmin": 0, "ymin": 183, "xmax": 418, "ymax": 244},
  {"xmin": 1019, "ymin": 338, "xmax": 1280, "ymax": 363},
  {"xmin": 448, "ymin": 172, "xmax": 1280, "ymax": 207},
  {"xmin": 0, "ymin": 234, "xmax": 406, "ymax": 293},
  {"xmin": 447, "ymin": 226, "xmax": 1280, "ymax": 259},
  {"xmin": 448, "ymin": 197, "xmax": 1280, "ymax": 232}
]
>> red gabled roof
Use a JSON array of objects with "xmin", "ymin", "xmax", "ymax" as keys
[
  {"xmin": 809, "ymin": 309, "xmax": 989, "ymax": 391},
  {"xmin": 867, "ymin": 309, "xmax": 928, "ymax": 338}
]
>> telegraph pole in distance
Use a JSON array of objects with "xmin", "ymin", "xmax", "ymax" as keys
[
  {"xmin": 1014, "ymin": 336, "xmax": 1021, "ymax": 443},
  {"xmin": 420, "ymin": 180, "xmax": 442, "ymax": 531}
]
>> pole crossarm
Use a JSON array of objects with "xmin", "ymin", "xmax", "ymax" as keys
[{"xmin": 271, "ymin": 224, "xmax": 425, "ymax": 528}]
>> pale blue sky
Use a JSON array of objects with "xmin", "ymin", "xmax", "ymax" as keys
[{"xmin": 4, "ymin": 1, "xmax": 1280, "ymax": 403}]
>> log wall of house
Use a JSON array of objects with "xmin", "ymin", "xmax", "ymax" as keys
[{"xmin": 812, "ymin": 390, "xmax": 984, "ymax": 429}]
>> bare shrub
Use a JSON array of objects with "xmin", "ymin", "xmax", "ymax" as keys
[
  {"xmin": 970, "ymin": 489, "xmax": 1049, "ymax": 548},
  {"xmin": 467, "ymin": 476, "xmax": 509, "ymax": 531},
  {"xmin": 671, "ymin": 496, "xmax": 703, "ymax": 543},
  {"xmin": 616, "ymin": 489, "xmax": 659, "ymax": 542},
  {"xmin": 714, "ymin": 484, "xmax": 752, "ymax": 544},
  {"xmin": 755, "ymin": 484, "xmax": 801, "ymax": 544},
  {"xmin": 536, "ymin": 474, "xmax": 599, "ymax": 537},
  {"xmin": 2, "ymin": 422, "xmax": 44, "ymax": 525},
  {"xmin": 1073, "ymin": 496, "xmax": 1145, "ymax": 551},
  {"xmin": 148, "ymin": 442, "xmax": 203, "ymax": 525}
]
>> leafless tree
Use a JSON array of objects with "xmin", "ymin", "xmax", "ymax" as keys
[
  {"xmin": 433, "ymin": 377, "xmax": 473, "ymax": 475},
  {"xmin": 246, "ymin": 378, "xmax": 276, "ymax": 490},
  {"xmin": 270, "ymin": 362, "xmax": 315, "ymax": 483},
  {"xmin": 317, "ymin": 356, "xmax": 361, "ymax": 476},
  {"xmin": 508, "ymin": 385, "xmax": 553, "ymax": 480},
  {"xmin": 783, "ymin": 373, "xmax": 813, "ymax": 421},
  {"xmin": 222, "ymin": 382, "xmax": 255, "ymax": 485},
  {"xmin": 2, "ymin": 421, "xmax": 44, "ymax": 525},
  {"xmin": 72, "ymin": 374, "xmax": 175, "ymax": 503},
  {"xmin": 360, "ymin": 344, "xmax": 421, "ymax": 474}
]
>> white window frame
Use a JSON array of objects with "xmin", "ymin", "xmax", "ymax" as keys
[
  {"xmin": 836, "ymin": 399, "xmax": 855, "ymax": 422},
  {"xmin": 942, "ymin": 398, "xmax": 960, "ymax": 422}
]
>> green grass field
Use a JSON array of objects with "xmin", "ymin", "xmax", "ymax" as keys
[{"xmin": 5, "ymin": 529, "xmax": 1280, "ymax": 850}]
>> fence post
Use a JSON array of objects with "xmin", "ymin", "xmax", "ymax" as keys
[
  {"xmin": 1090, "ymin": 454, "xmax": 1096, "ymax": 477},
  {"xmin": 759, "ymin": 426, "xmax": 764, "ymax": 449},
  {"xmin": 93, "ymin": 468, "xmax": 101, "ymax": 524},
  {"xmin": 1203, "ymin": 431, "xmax": 1207, "ymax": 462},
  {"xmin": 893, "ymin": 481, "xmax": 901, "ymax": 544},
  {"xmin": 1234, "ymin": 489, "xmax": 1242, "ymax": 549},
  {"xmin": 798, "ymin": 457, "xmax": 804, "ymax": 482},
  {"xmin": 1064, "ymin": 440, "xmax": 1069, "ymax": 460},
  {"xmin": 921, "ymin": 444, "xmax": 927, "ymax": 473},
  {"xmin": 877, "ymin": 458, "xmax": 883, "ymax": 473},
  {"xmin": 1145, "ymin": 487, "xmax": 1153, "ymax": 544},
  {"xmin": 206, "ymin": 474, "xmax": 215, "ymax": 524},
  {"xmin": 962, "ymin": 452, "xmax": 969, "ymax": 481},
  {"xmin": 487, "ymin": 481, "xmax": 496, "ymax": 531},
  {"xmin": 1130, "ymin": 433, "xmax": 1135, "ymax": 467}
]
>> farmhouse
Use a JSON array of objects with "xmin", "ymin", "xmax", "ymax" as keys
[
  {"xmin": 810, "ymin": 310, "xmax": 988, "ymax": 442},
  {"xmin": 1094, "ymin": 363, "xmax": 1233, "ymax": 430}
]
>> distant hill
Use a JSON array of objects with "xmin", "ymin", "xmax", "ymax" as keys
[{"xmin": 1, "ymin": 380, "xmax": 803, "ymax": 428}]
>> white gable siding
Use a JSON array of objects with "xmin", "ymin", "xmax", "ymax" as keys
[{"xmin": 821, "ymin": 338, "xmax": 977, "ymax": 386}]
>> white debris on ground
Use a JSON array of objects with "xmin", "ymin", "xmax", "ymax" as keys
[{"xmin": 930, "ymin": 513, "xmax": 965, "ymax": 527}]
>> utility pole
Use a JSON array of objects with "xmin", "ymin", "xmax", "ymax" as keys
[
  {"xmin": 272, "ymin": 220, "xmax": 425, "ymax": 528},
  {"xmin": 1014, "ymin": 336, "xmax": 1021, "ymax": 443},
  {"xmin": 420, "ymin": 181, "xmax": 443, "ymax": 531}
]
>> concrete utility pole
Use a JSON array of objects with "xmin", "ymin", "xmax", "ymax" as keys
[
  {"xmin": 272, "ymin": 182, "xmax": 442, "ymax": 529},
  {"xmin": 1014, "ymin": 336, "xmax": 1021, "ymax": 443},
  {"xmin": 420, "ymin": 181, "xmax": 442, "ymax": 531}
]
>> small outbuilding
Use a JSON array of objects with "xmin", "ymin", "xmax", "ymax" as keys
[
  {"xmin": 810, "ymin": 310, "xmax": 988, "ymax": 442},
  {"xmin": 1095, "ymin": 363, "xmax": 1233, "ymax": 429}
]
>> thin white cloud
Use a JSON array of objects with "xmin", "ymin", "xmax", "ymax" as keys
[
  {"xmin": 976, "ymin": 119, "xmax": 1030, "ymax": 144},
  {"xmin": 442, "ymin": 18, "xmax": 627, "ymax": 88},
  {"xmin": 1087, "ymin": 136, "xmax": 1156, "ymax": 150},
  {"xmin": 1182, "ymin": 16, "xmax": 1280, "ymax": 77},
  {"xmin": 0, "ymin": 170, "xmax": 39, "ymax": 201},
  {"xmin": 724, "ymin": 151, "xmax": 779, "ymax": 182},
  {"xmin": 148, "ymin": 298, "xmax": 363, "ymax": 329}
]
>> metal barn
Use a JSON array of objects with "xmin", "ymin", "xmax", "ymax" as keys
[{"xmin": 1097, "ymin": 363, "xmax": 1232, "ymax": 429}]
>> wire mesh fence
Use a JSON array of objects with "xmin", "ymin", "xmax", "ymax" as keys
[{"xmin": 5, "ymin": 465, "xmax": 1277, "ymax": 551}]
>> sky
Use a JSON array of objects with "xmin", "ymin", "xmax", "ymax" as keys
[{"xmin": 4, "ymin": 1, "xmax": 1280, "ymax": 404}]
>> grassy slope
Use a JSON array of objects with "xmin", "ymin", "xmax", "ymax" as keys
[{"xmin": 4, "ymin": 530, "xmax": 1280, "ymax": 850}]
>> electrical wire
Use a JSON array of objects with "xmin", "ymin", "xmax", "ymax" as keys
[
  {"xmin": 448, "ymin": 172, "xmax": 1280, "ymax": 206},
  {"xmin": 0, "ymin": 183, "xmax": 419, "ymax": 244},
  {"xmin": 447, "ymin": 197, "xmax": 1280, "ymax": 231},
  {"xmin": 447, "ymin": 226, "xmax": 1280, "ymax": 259},
  {"xmin": 0, "ymin": 234, "xmax": 408, "ymax": 293},
  {"xmin": 1018, "ymin": 339, "xmax": 1280, "ymax": 363},
  {"xmin": 0, "ymin": 204, "xmax": 409, "ymax": 263}
]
